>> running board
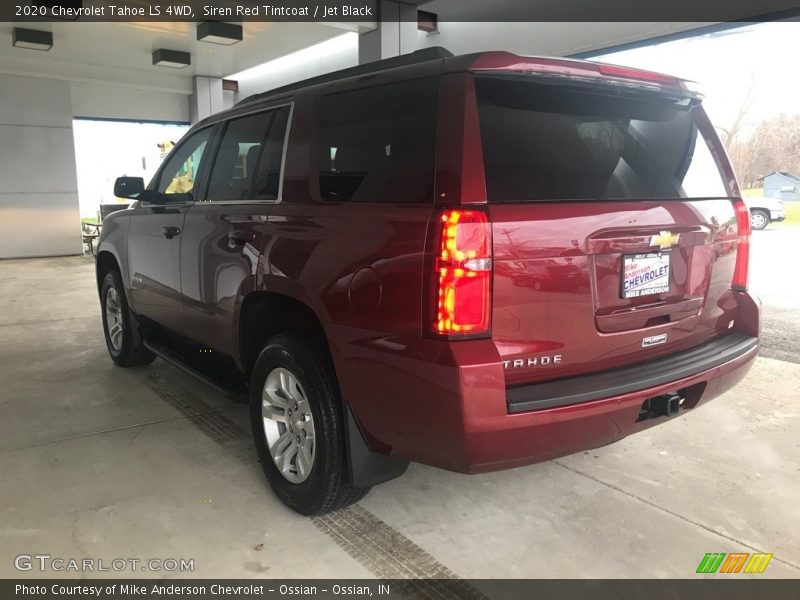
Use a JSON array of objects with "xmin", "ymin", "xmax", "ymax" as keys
[{"xmin": 143, "ymin": 340, "xmax": 248, "ymax": 404}]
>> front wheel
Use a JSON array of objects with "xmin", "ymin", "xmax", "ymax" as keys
[
  {"xmin": 100, "ymin": 270, "xmax": 155, "ymax": 367},
  {"xmin": 750, "ymin": 209, "xmax": 770, "ymax": 230},
  {"xmin": 250, "ymin": 334, "xmax": 369, "ymax": 515}
]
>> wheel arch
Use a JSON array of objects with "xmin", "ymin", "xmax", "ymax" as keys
[
  {"xmin": 240, "ymin": 290, "xmax": 408, "ymax": 488},
  {"xmin": 238, "ymin": 291, "xmax": 330, "ymax": 378},
  {"xmin": 96, "ymin": 250, "xmax": 121, "ymax": 295}
]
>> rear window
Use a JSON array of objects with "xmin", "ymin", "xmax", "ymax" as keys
[
  {"xmin": 475, "ymin": 76, "xmax": 728, "ymax": 202},
  {"xmin": 316, "ymin": 77, "xmax": 438, "ymax": 203}
]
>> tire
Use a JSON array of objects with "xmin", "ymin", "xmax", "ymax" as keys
[
  {"xmin": 250, "ymin": 333, "xmax": 369, "ymax": 515},
  {"xmin": 750, "ymin": 209, "xmax": 770, "ymax": 230},
  {"xmin": 100, "ymin": 270, "xmax": 155, "ymax": 367}
]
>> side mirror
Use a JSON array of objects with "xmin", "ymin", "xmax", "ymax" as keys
[{"xmin": 114, "ymin": 176, "xmax": 145, "ymax": 199}]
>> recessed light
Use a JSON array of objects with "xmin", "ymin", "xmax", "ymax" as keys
[
  {"xmin": 152, "ymin": 49, "xmax": 191, "ymax": 69},
  {"xmin": 13, "ymin": 28, "xmax": 53, "ymax": 51},
  {"xmin": 197, "ymin": 22, "xmax": 243, "ymax": 46}
]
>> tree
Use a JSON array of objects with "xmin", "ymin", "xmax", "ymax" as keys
[{"xmin": 725, "ymin": 113, "xmax": 800, "ymax": 188}]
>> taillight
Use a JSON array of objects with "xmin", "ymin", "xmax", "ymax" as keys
[
  {"xmin": 732, "ymin": 198, "xmax": 750, "ymax": 291},
  {"xmin": 433, "ymin": 209, "xmax": 492, "ymax": 336}
]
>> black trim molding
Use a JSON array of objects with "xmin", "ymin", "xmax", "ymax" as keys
[{"xmin": 507, "ymin": 332, "xmax": 758, "ymax": 413}]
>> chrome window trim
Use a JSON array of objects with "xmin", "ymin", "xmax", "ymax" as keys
[{"xmin": 131, "ymin": 202, "xmax": 194, "ymax": 209}]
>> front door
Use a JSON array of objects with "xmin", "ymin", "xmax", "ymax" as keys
[{"xmin": 127, "ymin": 126, "xmax": 214, "ymax": 332}]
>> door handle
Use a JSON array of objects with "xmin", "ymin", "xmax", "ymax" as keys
[
  {"xmin": 227, "ymin": 230, "xmax": 254, "ymax": 246},
  {"xmin": 162, "ymin": 226, "xmax": 181, "ymax": 239}
]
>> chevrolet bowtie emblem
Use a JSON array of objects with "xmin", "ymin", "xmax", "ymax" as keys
[{"xmin": 650, "ymin": 231, "xmax": 680, "ymax": 250}]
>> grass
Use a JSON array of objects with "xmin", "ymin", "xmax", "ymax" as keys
[{"xmin": 773, "ymin": 201, "xmax": 800, "ymax": 227}]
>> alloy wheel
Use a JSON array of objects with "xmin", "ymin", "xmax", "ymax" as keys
[
  {"xmin": 105, "ymin": 287, "xmax": 123, "ymax": 351},
  {"xmin": 262, "ymin": 367, "xmax": 316, "ymax": 483}
]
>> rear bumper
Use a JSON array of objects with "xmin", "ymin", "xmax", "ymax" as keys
[
  {"xmin": 332, "ymin": 292, "xmax": 761, "ymax": 475},
  {"xmin": 506, "ymin": 332, "xmax": 757, "ymax": 413},
  {"xmin": 459, "ymin": 335, "xmax": 757, "ymax": 473}
]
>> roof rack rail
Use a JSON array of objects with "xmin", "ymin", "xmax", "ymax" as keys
[{"xmin": 236, "ymin": 46, "xmax": 453, "ymax": 106}]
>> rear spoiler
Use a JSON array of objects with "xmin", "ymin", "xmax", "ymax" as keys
[{"xmin": 470, "ymin": 52, "xmax": 700, "ymax": 98}]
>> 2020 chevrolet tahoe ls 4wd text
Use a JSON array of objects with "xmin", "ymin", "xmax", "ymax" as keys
[{"xmin": 97, "ymin": 48, "xmax": 760, "ymax": 515}]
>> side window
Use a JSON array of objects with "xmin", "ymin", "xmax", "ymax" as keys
[
  {"xmin": 316, "ymin": 78, "xmax": 438, "ymax": 203},
  {"xmin": 253, "ymin": 107, "xmax": 290, "ymax": 200},
  {"xmin": 205, "ymin": 107, "xmax": 289, "ymax": 202},
  {"xmin": 156, "ymin": 127, "xmax": 213, "ymax": 201}
]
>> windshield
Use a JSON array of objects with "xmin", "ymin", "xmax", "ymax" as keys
[{"xmin": 475, "ymin": 75, "xmax": 729, "ymax": 202}]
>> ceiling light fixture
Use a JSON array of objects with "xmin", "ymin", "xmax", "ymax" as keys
[
  {"xmin": 418, "ymin": 10, "xmax": 438, "ymax": 33},
  {"xmin": 12, "ymin": 28, "xmax": 53, "ymax": 51},
  {"xmin": 152, "ymin": 49, "xmax": 191, "ymax": 69},
  {"xmin": 196, "ymin": 22, "xmax": 243, "ymax": 46}
]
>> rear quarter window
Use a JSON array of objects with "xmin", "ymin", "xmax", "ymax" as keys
[
  {"xmin": 315, "ymin": 77, "xmax": 438, "ymax": 204},
  {"xmin": 475, "ymin": 75, "xmax": 728, "ymax": 202}
]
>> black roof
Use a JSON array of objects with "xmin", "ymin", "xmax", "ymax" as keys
[{"xmin": 775, "ymin": 171, "xmax": 800, "ymax": 183}]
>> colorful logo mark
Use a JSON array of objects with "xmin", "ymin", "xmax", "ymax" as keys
[{"xmin": 696, "ymin": 552, "xmax": 773, "ymax": 574}]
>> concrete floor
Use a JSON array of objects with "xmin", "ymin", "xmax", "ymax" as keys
[
  {"xmin": 750, "ymin": 226, "xmax": 800, "ymax": 364},
  {"xmin": 1, "ymin": 244, "xmax": 799, "ymax": 580}
]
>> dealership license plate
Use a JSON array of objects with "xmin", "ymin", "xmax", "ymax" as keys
[{"xmin": 622, "ymin": 252, "xmax": 671, "ymax": 298}]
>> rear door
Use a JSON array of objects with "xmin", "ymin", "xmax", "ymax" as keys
[
  {"xmin": 127, "ymin": 126, "xmax": 213, "ymax": 330},
  {"xmin": 474, "ymin": 75, "xmax": 741, "ymax": 386},
  {"xmin": 179, "ymin": 105, "xmax": 291, "ymax": 356}
]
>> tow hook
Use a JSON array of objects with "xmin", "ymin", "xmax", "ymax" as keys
[{"xmin": 637, "ymin": 392, "xmax": 684, "ymax": 422}]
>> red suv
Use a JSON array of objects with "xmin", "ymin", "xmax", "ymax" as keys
[{"xmin": 98, "ymin": 48, "xmax": 759, "ymax": 515}]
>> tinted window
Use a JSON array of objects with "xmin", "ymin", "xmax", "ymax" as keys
[
  {"xmin": 157, "ymin": 127, "xmax": 212, "ymax": 201},
  {"xmin": 475, "ymin": 76, "xmax": 728, "ymax": 202},
  {"xmin": 206, "ymin": 109, "xmax": 288, "ymax": 201},
  {"xmin": 316, "ymin": 78, "xmax": 438, "ymax": 203},
  {"xmin": 253, "ymin": 107, "xmax": 290, "ymax": 200}
]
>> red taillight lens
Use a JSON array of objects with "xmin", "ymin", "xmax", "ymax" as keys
[
  {"xmin": 732, "ymin": 198, "xmax": 750, "ymax": 291},
  {"xmin": 433, "ymin": 209, "xmax": 492, "ymax": 335}
]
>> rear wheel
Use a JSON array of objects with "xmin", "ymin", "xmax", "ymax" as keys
[
  {"xmin": 750, "ymin": 209, "xmax": 769, "ymax": 230},
  {"xmin": 100, "ymin": 270, "xmax": 155, "ymax": 367},
  {"xmin": 250, "ymin": 333, "xmax": 369, "ymax": 515}
]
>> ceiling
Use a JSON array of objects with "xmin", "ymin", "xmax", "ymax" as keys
[{"xmin": 0, "ymin": 21, "xmax": 365, "ymax": 94}]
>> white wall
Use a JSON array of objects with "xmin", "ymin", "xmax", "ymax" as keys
[
  {"xmin": 0, "ymin": 76, "xmax": 191, "ymax": 258},
  {"xmin": 234, "ymin": 33, "xmax": 359, "ymax": 100},
  {"xmin": 0, "ymin": 74, "xmax": 82, "ymax": 258},
  {"xmin": 71, "ymin": 82, "xmax": 191, "ymax": 123}
]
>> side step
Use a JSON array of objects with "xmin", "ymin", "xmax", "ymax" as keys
[{"xmin": 143, "ymin": 340, "xmax": 248, "ymax": 404}]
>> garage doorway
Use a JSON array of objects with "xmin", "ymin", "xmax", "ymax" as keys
[{"xmin": 72, "ymin": 118, "xmax": 190, "ymax": 221}]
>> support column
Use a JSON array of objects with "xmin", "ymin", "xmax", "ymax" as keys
[
  {"xmin": 190, "ymin": 76, "xmax": 224, "ymax": 123},
  {"xmin": 358, "ymin": 0, "xmax": 417, "ymax": 65}
]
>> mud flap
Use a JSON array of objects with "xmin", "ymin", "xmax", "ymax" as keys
[
  {"xmin": 127, "ymin": 307, "xmax": 146, "ymax": 348},
  {"xmin": 345, "ymin": 405, "xmax": 409, "ymax": 488}
]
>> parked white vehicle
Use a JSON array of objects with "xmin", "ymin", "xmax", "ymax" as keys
[{"xmin": 743, "ymin": 196, "xmax": 786, "ymax": 230}]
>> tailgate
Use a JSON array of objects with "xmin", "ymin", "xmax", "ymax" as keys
[
  {"xmin": 474, "ymin": 72, "xmax": 741, "ymax": 387},
  {"xmin": 491, "ymin": 200, "xmax": 739, "ymax": 386}
]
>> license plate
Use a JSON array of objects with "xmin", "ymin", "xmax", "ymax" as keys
[{"xmin": 622, "ymin": 252, "xmax": 671, "ymax": 298}]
